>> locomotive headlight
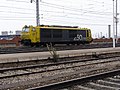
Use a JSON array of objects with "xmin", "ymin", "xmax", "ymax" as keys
[{"xmin": 32, "ymin": 28, "xmax": 36, "ymax": 31}]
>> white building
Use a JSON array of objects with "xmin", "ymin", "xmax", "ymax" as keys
[
  {"xmin": 1, "ymin": 31, "xmax": 8, "ymax": 35},
  {"xmin": 15, "ymin": 30, "xmax": 21, "ymax": 35}
]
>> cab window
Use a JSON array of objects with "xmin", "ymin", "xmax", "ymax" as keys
[
  {"xmin": 22, "ymin": 28, "xmax": 29, "ymax": 32},
  {"xmin": 87, "ymin": 30, "xmax": 89, "ymax": 37}
]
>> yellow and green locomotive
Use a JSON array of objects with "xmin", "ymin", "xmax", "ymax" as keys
[{"xmin": 21, "ymin": 25, "xmax": 92, "ymax": 46}]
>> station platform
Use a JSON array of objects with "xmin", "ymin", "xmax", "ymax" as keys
[{"xmin": 0, "ymin": 47, "xmax": 120, "ymax": 63}]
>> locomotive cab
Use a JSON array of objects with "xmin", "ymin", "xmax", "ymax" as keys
[
  {"xmin": 20, "ymin": 26, "xmax": 31, "ymax": 46},
  {"xmin": 21, "ymin": 26, "xmax": 40, "ymax": 46},
  {"xmin": 86, "ymin": 29, "xmax": 93, "ymax": 43}
]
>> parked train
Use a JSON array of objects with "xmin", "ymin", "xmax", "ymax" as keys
[{"xmin": 20, "ymin": 25, "xmax": 93, "ymax": 46}]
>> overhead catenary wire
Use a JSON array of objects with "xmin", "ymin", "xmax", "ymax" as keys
[
  {"xmin": 53, "ymin": 0, "xmax": 112, "ymax": 6},
  {"xmin": 0, "ymin": 10, "xmax": 34, "ymax": 15},
  {"xmin": 6, "ymin": 0, "xmax": 29, "ymax": 3},
  {"xmin": 0, "ymin": 11, "xmax": 112, "ymax": 22},
  {"xmin": 42, "ymin": 18, "xmax": 110, "ymax": 26},
  {"xmin": 0, "ymin": 5, "xmax": 35, "ymax": 11},
  {"xmin": 0, "ymin": 4, "xmax": 112, "ymax": 19},
  {"xmin": 4, "ymin": 0, "xmax": 114, "ymax": 16},
  {"xmin": 0, "ymin": 0, "xmax": 118, "ymax": 25},
  {"xmin": 0, "ymin": 0, "xmax": 113, "ymax": 26},
  {"xmin": 42, "ymin": 14, "xmax": 112, "ymax": 22},
  {"xmin": 41, "ymin": 10, "xmax": 112, "ymax": 19},
  {"xmin": 0, "ymin": 18, "xmax": 35, "ymax": 21},
  {"xmin": 41, "ymin": 1, "xmax": 112, "ymax": 15},
  {"xmin": 0, "ymin": 0, "xmax": 113, "ymax": 18},
  {"xmin": 0, "ymin": 16, "xmax": 35, "ymax": 19},
  {"xmin": 89, "ymin": 0, "xmax": 112, "ymax": 6}
]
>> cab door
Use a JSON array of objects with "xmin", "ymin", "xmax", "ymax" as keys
[
  {"xmin": 30, "ymin": 26, "xmax": 37, "ymax": 43},
  {"xmin": 30, "ymin": 26, "xmax": 40, "ymax": 43}
]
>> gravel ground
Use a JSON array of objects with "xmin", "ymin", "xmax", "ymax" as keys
[
  {"xmin": 0, "ymin": 57, "xmax": 119, "ymax": 79},
  {"xmin": 0, "ymin": 57, "xmax": 120, "ymax": 90}
]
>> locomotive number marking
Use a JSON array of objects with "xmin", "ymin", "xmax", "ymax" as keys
[{"xmin": 74, "ymin": 34, "xmax": 83, "ymax": 41}]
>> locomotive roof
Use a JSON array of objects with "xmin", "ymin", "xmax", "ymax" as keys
[
  {"xmin": 40, "ymin": 25, "xmax": 79, "ymax": 28},
  {"xmin": 23, "ymin": 25, "xmax": 91, "ymax": 30},
  {"xmin": 40, "ymin": 26, "xmax": 90, "ymax": 30}
]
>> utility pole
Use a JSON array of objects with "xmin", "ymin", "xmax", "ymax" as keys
[
  {"xmin": 113, "ymin": 0, "xmax": 115, "ymax": 48},
  {"xmin": 115, "ymin": 0, "xmax": 118, "ymax": 43},
  {"xmin": 31, "ymin": 0, "xmax": 40, "ymax": 26}
]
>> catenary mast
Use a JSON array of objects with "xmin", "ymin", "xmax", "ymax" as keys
[
  {"xmin": 31, "ymin": 0, "xmax": 40, "ymax": 26},
  {"xmin": 115, "ymin": 0, "xmax": 118, "ymax": 43}
]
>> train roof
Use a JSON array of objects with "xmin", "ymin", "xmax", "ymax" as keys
[
  {"xmin": 23, "ymin": 25, "xmax": 91, "ymax": 30},
  {"xmin": 40, "ymin": 25, "xmax": 79, "ymax": 28},
  {"xmin": 40, "ymin": 27, "xmax": 90, "ymax": 30}
]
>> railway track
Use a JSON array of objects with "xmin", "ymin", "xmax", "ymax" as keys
[
  {"xmin": 0, "ymin": 51, "xmax": 120, "ymax": 68},
  {"xmin": 0, "ymin": 56, "xmax": 119, "ymax": 79},
  {"xmin": 0, "ymin": 42, "xmax": 120, "ymax": 54},
  {"xmin": 0, "ymin": 52, "xmax": 120, "ymax": 90},
  {"xmin": 28, "ymin": 69, "xmax": 120, "ymax": 90}
]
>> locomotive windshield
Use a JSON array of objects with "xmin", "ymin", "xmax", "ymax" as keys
[{"xmin": 22, "ymin": 28, "xmax": 29, "ymax": 32}]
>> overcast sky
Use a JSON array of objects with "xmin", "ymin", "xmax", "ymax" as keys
[{"xmin": 0, "ymin": 0, "xmax": 120, "ymax": 38}]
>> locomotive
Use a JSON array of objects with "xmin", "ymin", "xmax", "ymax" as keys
[{"xmin": 20, "ymin": 25, "xmax": 93, "ymax": 46}]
